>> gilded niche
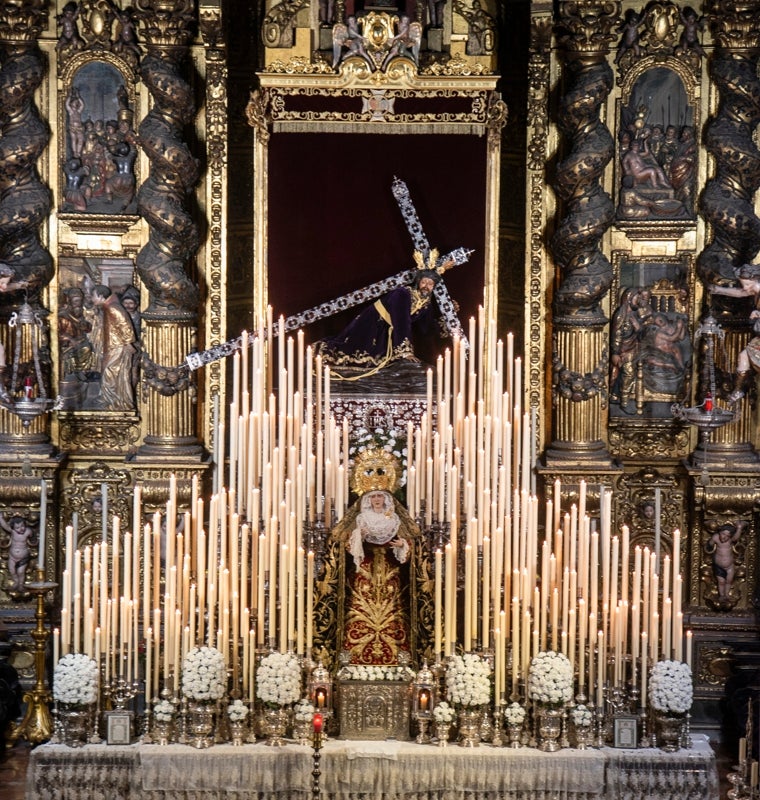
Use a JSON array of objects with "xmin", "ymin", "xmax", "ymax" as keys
[
  {"xmin": 609, "ymin": 260, "xmax": 691, "ymax": 417},
  {"xmin": 616, "ymin": 66, "xmax": 696, "ymax": 223},
  {"xmin": 60, "ymin": 59, "xmax": 139, "ymax": 216}
]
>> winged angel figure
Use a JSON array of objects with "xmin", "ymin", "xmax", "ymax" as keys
[{"xmin": 332, "ymin": 16, "xmax": 374, "ymax": 68}]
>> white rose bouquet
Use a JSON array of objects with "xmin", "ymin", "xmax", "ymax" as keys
[
  {"xmin": 649, "ymin": 660, "xmax": 693, "ymax": 715},
  {"xmin": 294, "ymin": 698, "xmax": 316, "ymax": 722},
  {"xmin": 570, "ymin": 703, "xmax": 592, "ymax": 727},
  {"xmin": 432, "ymin": 700, "xmax": 456, "ymax": 724},
  {"xmin": 350, "ymin": 427, "xmax": 408, "ymax": 488},
  {"xmin": 181, "ymin": 646, "xmax": 227, "ymax": 702},
  {"xmin": 227, "ymin": 699, "xmax": 249, "ymax": 722},
  {"xmin": 53, "ymin": 653, "xmax": 99, "ymax": 707},
  {"xmin": 505, "ymin": 702, "xmax": 526, "ymax": 726},
  {"xmin": 256, "ymin": 651, "xmax": 302, "ymax": 707},
  {"xmin": 445, "ymin": 653, "xmax": 491, "ymax": 707},
  {"xmin": 154, "ymin": 699, "xmax": 175, "ymax": 722},
  {"xmin": 528, "ymin": 651, "xmax": 573, "ymax": 707},
  {"xmin": 344, "ymin": 664, "xmax": 409, "ymax": 681}
]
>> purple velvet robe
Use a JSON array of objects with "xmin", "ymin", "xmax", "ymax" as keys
[{"xmin": 318, "ymin": 286, "xmax": 439, "ymax": 371}]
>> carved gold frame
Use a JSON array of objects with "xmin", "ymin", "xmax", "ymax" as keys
[
  {"xmin": 608, "ymin": 250, "xmax": 697, "ymax": 408},
  {"xmin": 250, "ymin": 66, "xmax": 503, "ymax": 387},
  {"xmin": 613, "ymin": 54, "xmax": 700, "ymax": 241},
  {"xmin": 57, "ymin": 50, "xmax": 142, "ymax": 232}
]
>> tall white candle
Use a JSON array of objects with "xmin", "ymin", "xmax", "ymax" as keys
[
  {"xmin": 37, "ymin": 480, "xmax": 47, "ymax": 571},
  {"xmin": 654, "ymin": 488, "xmax": 661, "ymax": 564},
  {"xmin": 306, "ymin": 550, "xmax": 314, "ymax": 652},
  {"xmin": 101, "ymin": 483, "xmax": 108, "ymax": 542},
  {"xmin": 434, "ymin": 548, "xmax": 442, "ymax": 659}
]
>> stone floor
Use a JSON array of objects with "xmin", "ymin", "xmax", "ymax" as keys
[{"xmin": 1, "ymin": 741, "xmax": 31, "ymax": 800}]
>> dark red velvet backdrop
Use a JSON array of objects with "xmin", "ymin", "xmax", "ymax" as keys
[{"xmin": 267, "ymin": 132, "xmax": 488, "ymax": 348}]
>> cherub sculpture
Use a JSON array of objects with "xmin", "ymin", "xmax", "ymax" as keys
[
  {"xmin": 0, "ymin": 513, "xmax": 37, "ymax": 592},
  {"xmin": 614, "ymin": 9, "xmax": 641, "ymax": 64},
  {"xmin": 679, "ymin": 7, "xmax": 705, "ymax": 57},
  {"xmin": 382, "ymin": 15, "xmax": 422, "ymax": 68},
  {"xmin": 56, "ymin": 2, "xmax": 85, "ymax": 54},
  {"xmin": 332, "ymin": 16, "xmax": 373, "ymax": 69}
]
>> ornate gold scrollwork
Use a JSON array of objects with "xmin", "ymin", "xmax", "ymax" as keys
[
  {"xmin": 246, "ymin": 89, "xmax": 271, "ymax": 143},
  {"xmin": 61, "ymin": 462, "xmax": 134, "ymax": 545},
  {"xmin": 262, "ymin": 0, "xmax": 308, "ymax": 49},
  {"xmin": 58, "ymin": 412, "xmax": 140, "ymax": 453}
]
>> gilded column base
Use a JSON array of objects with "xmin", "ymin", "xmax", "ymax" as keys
[
  {"xmin": 0, "ymin": 408, "xmax": 56, "ymax": 456},
  {"xmin": 543, "ymin": 439, "xmax": 618, "ymax": 469},
  {"xmin": 137, "ymin": 317, "xmax": 203, "ymax": 461},
  {"xmin": 130, "ymin": 462, "xmax": 211, "ymax": 513},
  {"xmin": 134, "ymin": 437, "xmax": 206, "ymax": 460},
  {"xmin": 688, "ymin": 440, "xmax": 760, "ymax": 469}
]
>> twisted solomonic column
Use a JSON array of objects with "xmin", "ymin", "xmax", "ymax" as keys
[
  {"xmin": 699, "ymin": 3, "xmax": 760, "ymax": 286},
  {"xmin": 0, "ymin": 1, "xmax": 54, "ymax": 451},
  {"xmin": 134, "ymin": 0, "xmax": 202, "ymax": 457},
  {"xmin": 546, "ymin": 1, "xmax": 619, "ymax": 466},
  {"xmin": 698, "ymin": 3, "xmax": 760, "ymax": 459}
]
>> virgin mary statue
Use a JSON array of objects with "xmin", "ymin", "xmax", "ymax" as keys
[
  {"xmin": 344, "ymin": 489, "xmax": 411, "ymax": 664},
  {"xmin": 312, "ymin": 443, "xmax": 434, "ymax": 670}
]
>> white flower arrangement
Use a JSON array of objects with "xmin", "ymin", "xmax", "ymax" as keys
[
  {"xmin": 528, "ymin": 650, "xmax": 574, "ymax": 707},
  {"xmin": 256, "ymin": 651, "xmax": 302, "ymax": 707},
  {"xmin": 294, "ymin": 698, "xmax": 316, "ymax": 722},
  {"xmin": 181, "ymin": 646, "xmax": 227, "ymax": 702},
  {"xmin": 649, "ymin": 660, "xmax": 693, "ymax": 715},
  {"xmin": 350, "ymin": 427, "xmax": 407, "ymax": 487},
  {"xmin": 154, "ymin": 699, "xmax": 175, "ymax": 723},
  {"xmin": 53, "ymin": 653, "xmax": 99, "ymax": 707},
  {"xmin": 343, "ymin": 664, "xmax": 411, "ymax": 682},
  {"xmin": 432, "ymin": 700, "xmax": 456, "ymax": 724},
  {"xmin": 445, "ymin": 652, "xmax": 491, "ymax": 707},
  {"xmin": 504, "ymin": 702, "xmax": 526, "ymax": 726},
  {"xmin": 570, "ymin": 703, "xmax": 592, "ymax": 727},
  {"xmin": 227, "ymin": 699, "xmax": 249, "ymax": 722}
]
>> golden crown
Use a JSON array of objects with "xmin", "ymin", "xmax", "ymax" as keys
[{"xmin": 351, "ymin": 446, "xmax": 400, "ymax": 495}]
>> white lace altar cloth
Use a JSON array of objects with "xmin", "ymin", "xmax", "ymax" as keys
[{"xmin": 25, "ymin": 735, "xmax": 718, "ymax": 800}]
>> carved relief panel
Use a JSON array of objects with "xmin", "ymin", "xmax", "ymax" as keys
[
  {"xmin": 57, "ymin": 256, "xmax": 140, "ymax": 415},
  {"xmin": 611, "ymin": 2, "xmax": 701, "ymax": 239},
  {"xmin": 59, "ymin": 55, "xmax": 139, "ymax": 218},
  {"xmin": 616, "ymin": 65, "xmax": 696, "ymax": 223},
  {"xmin": 609, "ymin": 255, "xmax": 693, "ymax": 418}
]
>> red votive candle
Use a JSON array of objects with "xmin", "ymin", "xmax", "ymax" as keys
[{"xmin": 313, "ymin": 713, "xmax": 323, "ymax": 733}]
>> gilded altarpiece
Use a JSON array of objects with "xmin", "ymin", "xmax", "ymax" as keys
[
  {"xmin": 529, "ymin": 0, "xmax": 760, "ymax": 735},
  {"xmin": 0, "ymin": 0, "xmax": 223, "ymax": 652}
]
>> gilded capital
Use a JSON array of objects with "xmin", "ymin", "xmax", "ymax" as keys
[
  {"xmin": 135, "ymin": 0, "xmax": 195, "ymax": 53},
  {"xmin": 0, "ymin": 0, "xmax": 47, "ymax": 44},
  {"xmin": 707, "ymin": 0, "xmax": 760, "ymax": 53},
  {"xmin": 556, "ymin": 0, "xmax": 620, "ymax": 63}
]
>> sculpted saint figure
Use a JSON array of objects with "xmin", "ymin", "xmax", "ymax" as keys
[{"xmin": 90, "ymin": 285, "xmax": 138, "ymax": 410}]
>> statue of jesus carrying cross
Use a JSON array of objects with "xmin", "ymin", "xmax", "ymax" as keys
[{"xmin": 317, "ymin": 177, "xmax": 472, "ymax": 379}]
